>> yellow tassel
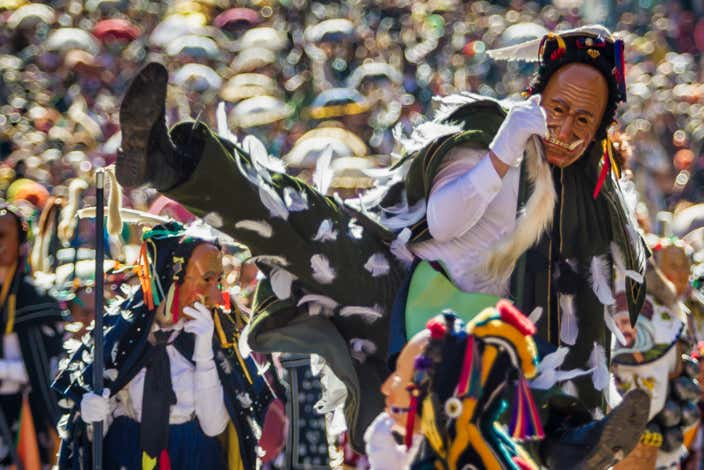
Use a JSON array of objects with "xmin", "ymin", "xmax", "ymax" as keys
[
  {"xmin": 5, "ymin": 294, "xmax": 16, "ymax": 335},
  {"xmin": 607, "ymin": 138, "xmax": 621, "ymax": 180},
  {"xmin": 142, "ymin": 451, "xmax": 157, "ymax": 470}
]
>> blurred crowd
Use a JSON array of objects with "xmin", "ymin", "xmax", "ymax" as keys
[{"xmin": 1, "ymin": 0, "xmax": 703, "ymax": 226}]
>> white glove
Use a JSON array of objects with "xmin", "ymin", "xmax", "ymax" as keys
[
  {"xmin": 489, "ymin": 94, "xmax": 548, "ymax": 167},
  {"xmin": 183, "ymin": 302, "xmax": 215, "ymax": 363},
  {"xmin": 80, "ymin": 389, "xmax": 111, "ymax": 423}
]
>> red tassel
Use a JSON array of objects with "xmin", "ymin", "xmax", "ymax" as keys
[
  {"xmin": 404, "ymin": 385, "xmax": 419, "ymax": 449},
  {"xmin": 159, "ymin": 449, "xmax": 171, "ymax": 470},
  {"xmin": 171, "ymin": 283, "xmax": 180, "ymax": 323},
  {"xmin": 593, "ymin": 147, "xmax": 610, "ymax": 199},
  {"xmin": 221, "ymin": 291, "xmax": 231, "ymax": 313}
]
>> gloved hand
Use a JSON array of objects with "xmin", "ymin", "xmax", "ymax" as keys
[
  {"xmin": 183, "ymin": 302, "xmax": 215, "ymax": 363},
  {"xmin": 489, "ymin": 94, "xmax": 548, "ymax": 167},
  {"xmin": 80, "ymin": 389, "xmax": 111, "ymax": 423}
]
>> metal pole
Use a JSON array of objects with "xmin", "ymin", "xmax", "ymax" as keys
[{"xmin": 92, "ymin": 169, "xmax": 105, "ymax": 470}]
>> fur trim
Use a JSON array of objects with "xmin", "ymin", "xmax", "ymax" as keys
[
  {"xmin": 483, "ymin": 137, "xmax": 556, "ymax": 282},
  {"xmin": 58, "ymin": 179, "xmax": 88, "ymax": 244},
  {"xmin": 106, "ymin": 166, "xmax": 123, "ymax": 236}
]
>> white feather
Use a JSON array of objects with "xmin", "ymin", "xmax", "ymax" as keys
[
  {"xmin": 270, "ymin": 268, "xmax": 297, "ymax": 300},
  {"xmin": 528, "ymin": 306, "xmax": 543, "ymax": 325},
  {"xmin": 390, "ymin": 228, "xmax": 414, "ymax": 267},
  {"xmin": 238, "ymin": 323, "xmax": 252, "ymax": 358},
  {"xmin": 604, "ymin": 306, "xmax": 628, "ymax": 346},
  {"xmin": 248, "ymin": 255, "xmax": 288, "ymax": 268},
  {"xmin": 590, "ymin": 255, "xmax": 615, "ymax": 305},
  {"xmin": 610, "ymin": 242, "xmax": 644, "ymax": 283},
  {"xmin": 339, "ymin": 305, "xmax": 383, "ymax": 324},
  {"xmin": 234, "ymin": 219, "xmax": 273, "ymax": 238},
  {"xmin": 216, "ymin": 102, "xmax": 238, "ymax": 144},
  {"xmin": 364, "ymin": 253, "xmax": 390, "ymax": 277},
  {"xmin": 283, "ymin": 186, "xmax": 309, "ymax": 212},
  {"xmin": 258, "ymin": 181, "xmax": 289, "ymax": 220},
  {"xmin": 561, "ymin": 380, "xmax": 579, "ymax": 398},
  {"xmin": 348, "ymin": 219, "xmax": 364, "ymax": 239},
  {"xmin": 310, "ymin": 254, "xmax": 336, "ymax": 284},
  {"xmin": 559, "ymin": 294, "xmax": 578, "ymax": 345},
  {"xmin": 313, "ymin": 219, "xmax": 338, "ymax": 242},
  {"xmin": 486, "ymin": 37, "xmax": 543, "ymax": 62},
  {"xmin": 379, "ymin": 198, "xmax": 426, "ymax": 230},
  {"xmin": 243, "ymin": 135, "xmax": 273, "ymax": 183},
  {"xmin": 531, "ymin": 347, "xmax": 592, "ymax": 390},
  {"xmin": 313, "ymin": 144, "xmax": 333, "ymax": 195},
  {"xmin": 398, "ymin": 121, "xmax": 464, "ymax": 154},
  {"xmin": 350, "ymin": 338, "xmax": 377, "ymax": 363},
  {"xmin": 589, "ymin": 342, "xmax": 609, "ymax": 391},
  {"xmin": 298, "ymin": 294, "xmax": 338, "ymax": 317}
]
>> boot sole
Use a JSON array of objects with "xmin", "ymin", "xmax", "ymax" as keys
[
  {"xmin": 116, "ymin": 62, "xmax": 169, "ymax": 188},
  {"xmin": 581, "ymin": 389, "xmax": 650, "ymax": 469}
]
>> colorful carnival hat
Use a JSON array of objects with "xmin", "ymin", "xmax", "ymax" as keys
[{"xmin": 407, "ymin": 301, "xmax": 541, "ymax": 470}]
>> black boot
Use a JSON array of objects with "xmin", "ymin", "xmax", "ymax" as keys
[
  {"xmin": 542, "ymin": 389, "xmax": 650, "ymax": 469},
  {"xmin": 116, "ymin": 62, "xmax": 197, "ymax": 190}
]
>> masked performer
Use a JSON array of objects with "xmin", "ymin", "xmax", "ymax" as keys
[
  {"xmin": 0, "ymin": 203, "xmax": 64, "ymax": 468},
  {"xmin": 52, "ymin": 222, "xmax": 275, "ymax": 470},
  {"xmin": 114, "ymin": 25, "xmax": 648, "ymax": 463}
]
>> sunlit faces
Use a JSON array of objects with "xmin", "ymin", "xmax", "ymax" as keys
[
  {"xmin": 540, "ymin": 63, "xmax": 609, "ymax": 168},
  {"xmin": 380, "ymin": 330, "xmax": 429, "ymax": 432}
]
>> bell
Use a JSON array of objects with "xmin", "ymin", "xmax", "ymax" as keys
[
  {"xmin": 680, "ymin": 401, "xmax": 701, "ymax": 427},
  {"xmin": 681, "ymin": 355, "xmax": 700, "ymax": 379},
  {"xmin": 656, "ymin": 399, "xmax": 682, "ymax": 428},
  {"xmin": 661, "ymin": 426, "xmax": 684, "ymax": 453},
  {"xmin": 672, "ymin": 376, "xmax": 700, "ymax": 402}
]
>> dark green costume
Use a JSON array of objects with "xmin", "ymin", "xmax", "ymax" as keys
[{"xmin": 155, "ymin": 95, "xmax": 646, "ymax": 450}]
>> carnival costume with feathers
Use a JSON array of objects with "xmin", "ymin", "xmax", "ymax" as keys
[
  {"xmin": 52, "ymin": 221, "xmax": 275, "ymax": 470},
  {"xmin": 114, "ymin": 25, "xmax": 647, "ymax": 453}
]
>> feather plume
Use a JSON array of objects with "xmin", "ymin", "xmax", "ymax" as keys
[
  {"xmin": 216, "ymin": 101, "xmax": 238, "ymax": 145},
  {"xmin": 604, "ymin": 306, "xmax": 628, "ymax": 346},
  {"xmin": 589, "ymin": 342, "xmax": 609, "ymax": 391},
  {"xmin": 234, "ymin": 219, "xmax": 273, "ymax": 238},
  {"xmin": 313, "ymin": 145, "xmax": 333, "ymax": 195},
  {"xmin": 390, "ymin": 228, "xmax": 414, "ymax": 266},
  {"xmin": 310, "ymin": 254, "xmax": 336, "ymax": 284},
  {"xmin": 364, "ymin": 253, "xmax": 390, "ymax": 277},
  {"xmin": 610, "ymin": 241, "xmax": 644, "ymax": 283},
  {"xmin": 590, "ymin": 255, "xmax": 615, "ymax": 305},
  {"xmin": 484, "ymin": 137, "xmax": 556, "ymax": 282},
  {"xmin": 350, "ymin": 338, "xmax": 377, "ymax": 363},
  {"xmin": 106, "ymin": 166, "xmax": 122, "ymax": 236},
  {"xmin": 528, "ymin": 306, "xmax": 543, "ymax": 325},
  {"xmin": 313, "ymin": 219, "xmax": 338, "ymax": 242},
  {"xmin": 58, "ymin": 178, "xmax": 88, "ymax": 244},
  {"xmin": 258, "ymin": 181, "xmax": 289, "ymax": 220},
  {"xmin": 486, "ymin": 38, "xmax": 543, "ymax": 62},
  {"xmin": 397, "ymin": 121, "xmax": 464, "ymax": 154},
  {"xmin": 339, "ymin": 305, "xmax": 383, "ymax": 323},
  {"xmin": 559, "ymin": 294, "xmax": 578, "ymax": 345},
  {"xmin": 283, "ymin": 186, "xmax": 309, "ymax": 212},
  {"xmin": 270, "ymin": 268, "xmax": 296, "ymax": 300}
]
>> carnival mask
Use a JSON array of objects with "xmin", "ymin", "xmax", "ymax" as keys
[{"xmin": 540, "ymin": 63, "xmax": 608, "ymax": 168}]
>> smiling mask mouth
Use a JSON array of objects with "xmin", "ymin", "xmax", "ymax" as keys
[{"xmin": 544, "ymin": 135, "xmax": 584, "ymax": 151}]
